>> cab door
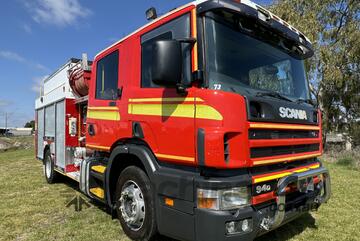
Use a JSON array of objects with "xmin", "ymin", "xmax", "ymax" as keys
[
  {"xmin": 86, "ymin": 47, "xmax": 129, "ymax": 151},
  {"xmin": 128, "ymin": 12, "xmax": 197, "ymax": 165}
]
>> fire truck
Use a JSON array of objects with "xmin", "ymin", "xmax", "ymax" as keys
[{"xmin": 35, "ymin": 0, "xmax": 331, "ymax": 240}]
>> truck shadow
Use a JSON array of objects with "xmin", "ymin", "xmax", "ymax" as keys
[
  {"xmin": 153, "ymin": 213, "xmax": 317, "ymax": 241},
  {"xmin": 255, "ymin": 213, "xmax": 317, "ymax": 241},
  {"xmin": 60, "ymin": 177, "xmax": 317, "ymax": 241}
]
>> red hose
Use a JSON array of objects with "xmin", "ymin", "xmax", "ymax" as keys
[{"xmin": 69, "ymin": 67, "xmax": 90, "ymax": 97}]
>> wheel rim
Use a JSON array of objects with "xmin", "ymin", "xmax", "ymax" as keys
[
  {"xmin": 119, "ymin": 180, "xmax": 145, "ymax": 231},
  {"xmin": 45, "ymin": 155, "xmax": 51, "ymax": 179}
]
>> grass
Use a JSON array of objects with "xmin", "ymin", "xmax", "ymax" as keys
[
  {"xmin": 0, "ymin": 136, "xmax": 34, "ymax": 152},
  {"xmin": 323, "ymin": 148, "xmax": 360, "ymax": 170},
  {"xmin": 0, "ymin": 147, "xmax": 359, "ymax": 241}
]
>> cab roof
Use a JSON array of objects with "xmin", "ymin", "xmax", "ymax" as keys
[{"xmin": 95, "ymin": 0, "xmax": 311, "ymax": 59}]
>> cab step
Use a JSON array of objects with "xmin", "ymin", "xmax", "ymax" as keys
[
  {"xmin": 89, "ymin": 187, "xmax": 104, "ymax": 199},
  {"xmin": 91, "ymin": 165, "xmax": 106, "ymax": 174}
]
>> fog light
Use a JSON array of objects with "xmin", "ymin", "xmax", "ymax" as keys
[
  {"xmin": 225, "ymin": 219, "xmax": 253, "ymax": 235},
  {"xmin": 225, "ymin": 221, "xmax": 236, "ymax": 234},
  {"xmin": 242, "ymin": 219, "xmax": 250, "ymax": 232}
]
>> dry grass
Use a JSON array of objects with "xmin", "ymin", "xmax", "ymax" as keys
[
  {"xmin": 323, "ymin": 147, "xmax": 360, "ymax": 170},
  {"xmin": 0, "ymin": 147, "xmax": 359, "ymax": 241},
  {"xmin": 0, "ymin": 136, "xmax": 34, "ymax": 152}
]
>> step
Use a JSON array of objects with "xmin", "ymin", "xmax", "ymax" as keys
[
  {"xmin": 90, "ymin": 170, "xmax": 105, "ymax": 182},
  {"xmin": 91, "ymin": 165, "xmax": 106, "ymax": 174},
  {"xmin": 89, "ymin": 187, "xmax": 104, "ymax": 199}
]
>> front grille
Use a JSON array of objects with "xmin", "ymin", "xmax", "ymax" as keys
[
  {"xmin": 250, "ymin": 144, "xmax": 320, "ymax": 158},
  {"xmin": 249, "ymin": 129, "xmax": 319, "ymax": 139}
]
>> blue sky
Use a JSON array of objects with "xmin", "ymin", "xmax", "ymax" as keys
[{"xmin": 0, "ymin": 0, "xmax": 270, "ymax": 127}]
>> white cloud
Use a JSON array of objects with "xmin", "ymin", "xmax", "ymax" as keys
[
  {"xmin": 31, "ymin": 75, "xmax": 49, "ymax": 93},
  {"xmin": 0, "ymin": 51, "xmax": 26, "ymax": 63},
  {"xmin": 22, "ymin": 23, "xmax": 32, "ymax": 34},
  {"xmin": 0, "ymin": 100, "xmax": 12, "ymax": 107},
  {"xmin": 26, "ymin": 0, "xmax": 92, "ymax": 27},
  {"xmin": 33, "ymin": 63, "xmax": 48, "ymax": 71},
  {"xmin": 0, "ymin": 50, "xmax": 48, "ymax": 71}
]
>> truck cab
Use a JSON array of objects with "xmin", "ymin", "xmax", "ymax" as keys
[{"xmin": 35, "ymin": 1, "xmax": 331, "ymax": 241}]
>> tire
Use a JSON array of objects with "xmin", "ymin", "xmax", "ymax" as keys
[
  {"xmin": 115, "ymin": 166, "xmax": 157, "ymax": 241},
  {"xmin": 43, "ymin": 149, "xmax": 59, "ymax": 184}
]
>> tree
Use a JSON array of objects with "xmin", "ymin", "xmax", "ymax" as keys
[
  {"xmin": 270, "ymin": 0, "xmax": 360, "ymax": 142},
  {"xmin": 24, "ymin": 120, "xmax": 35, "ymax": 131}
]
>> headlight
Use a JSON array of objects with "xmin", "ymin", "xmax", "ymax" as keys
[{"xmin": 197, "ymin": 187, "xmax": 250, "ymax": 210}]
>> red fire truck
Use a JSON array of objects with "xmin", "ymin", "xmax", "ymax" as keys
[{"xmin": 35, "ymin": 0, "xmax": 331, "ymax": 240}]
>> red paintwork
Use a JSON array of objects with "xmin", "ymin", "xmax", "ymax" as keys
[
  {"xmin": 249, "ymin": 138, "xmax": 320, "ymax": 148},
  {"xmin": 65, "ymin": 164, "xmax": 79, "ymax": 172},
  {"xmin": 82, "ymin": 4, "xmax": 322, "ymax": 171}
]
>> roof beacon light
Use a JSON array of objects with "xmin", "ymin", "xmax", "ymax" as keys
[{"xmin": 146, "ymin": 7, "xmax": 157, "ymax": 21}]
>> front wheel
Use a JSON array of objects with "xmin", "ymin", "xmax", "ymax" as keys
[{"xmin": 115, "ymin": 166, "xmax": 157, "ymax": 241}]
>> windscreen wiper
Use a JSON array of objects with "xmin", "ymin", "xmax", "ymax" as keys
[{"xmin": 256, "ymin": 91, "xmax": 294, "ymax": 102}]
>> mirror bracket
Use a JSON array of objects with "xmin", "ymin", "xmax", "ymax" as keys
[
  {"xmin": 177, "ymin": 37, "xmax": 197, "ymax": 44},
  {"xmin": 192, "ymin": 70, "xmax": 204, "ymax": 84},
  {"xmin": 176, "ymin": 83, "xmax": 188, "ymax": 95}
]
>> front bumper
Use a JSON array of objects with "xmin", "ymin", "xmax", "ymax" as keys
[{"xmin": 194, "ymin": 166, "xmax": 331, "ymax": 241}]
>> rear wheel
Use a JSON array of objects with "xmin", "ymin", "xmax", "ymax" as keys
[
  {"xmin": 115, "ymin": 166, "xmax": 157, "ymax": 241},
  {"xmin": 43, "ymin": 150, "xmax": 58, "ymax": 184}
]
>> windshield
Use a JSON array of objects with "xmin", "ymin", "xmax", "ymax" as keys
[{"xmin": 204, "ymin": 11, "xmax": 310, "ymax": 100}]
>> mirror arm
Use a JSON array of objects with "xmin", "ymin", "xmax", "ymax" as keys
[
  {"xmin": 177, "ymin": 37, "xmax": 197, "ymax": 44},
  {"xmin": 192, "ymin": 70, "xmax": 204, "ymax": 83},
  {"xmin": 175, "ymin": 38, "xmax": 197, "ymax": 94},
  {"xmin": 176, "ymin": 83, "xmax": 188, "ymax": 95}
]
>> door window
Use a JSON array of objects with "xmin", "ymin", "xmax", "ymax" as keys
[{"xmin": 95, "ymin": 50, "xmax": 119, "ymax": 100}]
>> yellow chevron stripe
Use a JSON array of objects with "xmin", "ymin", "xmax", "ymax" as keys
[
  {"xmin": 86, "ymin": 144, "xmax": 110, "ymax": 151},
  {"xmin": 87, "ymin": 110, "xmax": 120, "ymax": 121},
  {"xmin": 128, "ymin": 97, "xmax": 204, "ymax": 102},
  {"xmin": 254, "ymin": 172, "xmax": 292, "ymax": 184},
  {"xmin": 91, "ymin": 165, "xmax": 106, "ymax": 174},
  {"xmin": 253, "ymin": 153, "xmax": 322, "ymax": 166},
  {"xmin": 196, "ymin": 105, "xmax": 223, "ymax": 120},
  {"xmin": 249, "ymin": 123, "xmax": 320, "ymax": 131},
  {"xmin": 155, "ymin": 153, "xmax": 195, "ymax": 162},
  {"xmin": 88, "ymin": 106, "xmax": 119, "ymax": 110},
  {"xmin": 253, "ymin": 163, "xmax": 320, "ymax": 183},
  {"xmin": 128, "ymin": 104, "xmax": 222, "ymax": 121},
  {"xmin": 89, "ymin": 187, "xmax": 104, "ymax": 199}
]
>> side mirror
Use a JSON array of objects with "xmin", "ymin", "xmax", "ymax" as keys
[{"xmin": 151, "ymin": 40, "xmax": 182, "ymax": 86}]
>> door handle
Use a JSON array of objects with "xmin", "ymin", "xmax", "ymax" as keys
[{"xmin": 88, "ymin": 124, "xmax": 95, "ymax": 136}]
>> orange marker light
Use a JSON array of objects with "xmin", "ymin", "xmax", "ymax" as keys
[
  {"xmin": 165, "ymin": 197, "xmax": 174, "ymax": 207},
  {"xmin": 197, "ymin": 197, "xmax": 217, "ymax": 209}
]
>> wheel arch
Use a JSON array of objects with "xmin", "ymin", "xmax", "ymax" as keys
[{"xmin": 105, "ymin": 140, "xmax": 159, "ymax": 208}]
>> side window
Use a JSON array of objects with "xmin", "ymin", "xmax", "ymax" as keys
[
  {"xmin": 141, "ymin": 14, "xmax": 191, "ymax": 88},
  {"xmin": 96, "ymin": 50, "xmax": 119, "ymax": 100}
]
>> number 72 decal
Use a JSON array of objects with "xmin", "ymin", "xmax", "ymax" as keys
[{"xmin": 213, "ymin": 84, "xmax": 222, "ymax": 90}]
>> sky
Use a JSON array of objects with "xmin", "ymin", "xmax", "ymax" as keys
[{"xmin": 0, "ymin": 0, "xmax": 270, "ymax": 127}]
